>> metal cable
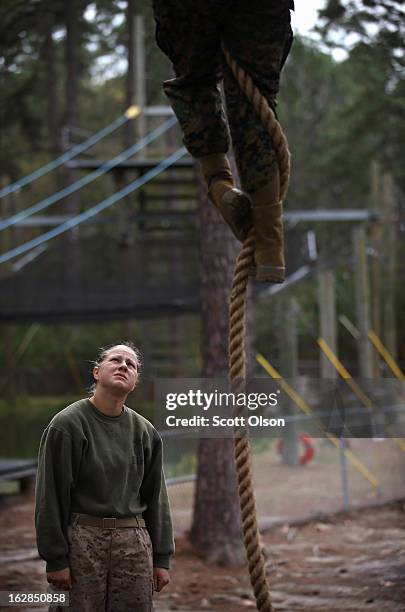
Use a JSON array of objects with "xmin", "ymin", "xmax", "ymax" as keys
[
  {"xmin": 0, "ymin": 117, "xmax": 177, "ymax": 231},
  {"xmin": 0, "ymin": 147, "xmax": 187, "ymax": 265},
  {"xmin": 0, "ymin": 112, "xmax": 136, "ymax": 199}
]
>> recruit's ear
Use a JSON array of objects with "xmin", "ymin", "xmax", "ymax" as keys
[
  {"xmin": 93, "ymin": 366, "xmax": 99, "ymax": 381},
  {"xmin": 130, "ymin": 371, "xmax": 139, "ymax": 392}
]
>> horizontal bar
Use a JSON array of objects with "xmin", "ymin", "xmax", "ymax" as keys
[
  {"xmin": 286, "ymin": 210, "xmax": 379, "ymax": 222},
  {"xmin": 67, "ymin": 157, "xmax": 193, "ymax": 170}
]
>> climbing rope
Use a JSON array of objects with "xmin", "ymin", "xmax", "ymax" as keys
[{"xmin": 224, "ymin": 46, "xmax": 291, "ymax": 612}]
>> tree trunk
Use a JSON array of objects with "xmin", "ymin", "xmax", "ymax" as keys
[
  {"xmin": 190, "ymin": 165, "xmax": 246, "ymax": 566},
  {"xmin": 64, "ymin": 0, "xmax": 80, "ymax": 134},
  {"xmin": 64, "ymin": 0, "xmax": 81, "ymax": 219},
  {"xmin": 42, "ymin": 11, "xmax": 63, "ymax": 192}
]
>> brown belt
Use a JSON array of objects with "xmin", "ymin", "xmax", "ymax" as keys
[{"xmin": 71, "ymin": 512, "xmax": 145, "ymax": 529}]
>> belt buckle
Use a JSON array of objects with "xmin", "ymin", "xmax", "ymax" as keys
[{"xmin": 102, "ymin": 517, "xmax": 116, "ymax": 529}]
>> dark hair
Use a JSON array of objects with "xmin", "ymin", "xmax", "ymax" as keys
[{"xmin": 88, "ymin": 341, "xmax": 142, "ymax": 395}]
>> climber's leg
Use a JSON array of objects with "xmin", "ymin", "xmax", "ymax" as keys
[
  {"xmin": 199, "ymin": 153, "xmax": 252, "ymax": 242},
  {"xmin": 222, "ymin": 0, "xmax": 293, "ymax": 280},
  {"xmin": 152, "ymin": 0, "xmax": 252, "ymax": 241}
]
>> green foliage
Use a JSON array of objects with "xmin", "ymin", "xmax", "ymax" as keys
[
  {"xmin": 318, "ymin": 0, "xmax": 405, "ymax": 65},
  {"xmin": 0, "ymin": 395, "xmax": 77, "ymax": 457},
  {"xmin": 316, "ymin": 0, "xmax": 405, "ymax": 191},
  {"xmin": 0, "ymin": 394, "xmax": 154, "ymax": 458},
  {"xmin": 280, "ymin": 37, "xmax": 349, "ymax": 208},
  {"xmin": 165, "ymin": 450, "xmax": 197, "ymax": 479},
  {"xmin": 251, "ymin": 438, "xmax": 274, "ymax": 455}
]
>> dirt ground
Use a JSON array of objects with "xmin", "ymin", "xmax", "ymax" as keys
[
  {"xmin": 1, "ymin": 440, "xmax": 405, "ymax": 611},
  {"xmin": 167, "ymin": 503, "xmax": 405, "ymax": 611},
  {"xmin": 0, "ymin": 493, "xmax": 404, "ymax": 611}
]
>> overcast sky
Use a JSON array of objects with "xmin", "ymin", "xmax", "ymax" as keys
[
  {"xmin": 291, "ymin": 1, "xmax": 325, "ymax": 37},
  {"xmin": 291, "ymin": 1, "xmax": 350, "ymax": 61}
]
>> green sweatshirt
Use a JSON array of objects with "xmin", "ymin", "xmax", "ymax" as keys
[{"xmin": 35, "ymin": 399, "xmax": 174, "ymax": 572}]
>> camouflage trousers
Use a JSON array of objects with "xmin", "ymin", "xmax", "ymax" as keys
[
  {"xmin": 56, "ymin": 523, "xmax": 154, "ymax": 611},
  {"xmin": 153, "ymin": 0, "xmax": 294, "ymax": 193}
]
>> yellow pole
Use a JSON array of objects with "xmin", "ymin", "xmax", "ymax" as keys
[
  {"xmin": 317, "ymin": 338, "xmax": 373, "ymax": 409},
  {"xmin": 338, "ymin": 314, "xmax": 404, "ymax": 381},
  {"xmin": 256, "ymin": 353, "xmax": 380, "ymax": 489},
  {"xmin": 317, "ymin": 338, "xmax": 405, "ymax": 454},
  {"xmin": 368, "ymin": 330, "xmax": 405, "ymax": 381}
]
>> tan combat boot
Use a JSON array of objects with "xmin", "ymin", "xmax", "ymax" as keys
[
  {"xmin": 251, "ymin": 181, "xmax": 285, "ymax": 283},
  {"xmin": 199, "ymin": 154, "xmax": 252, "ymax": 242}
]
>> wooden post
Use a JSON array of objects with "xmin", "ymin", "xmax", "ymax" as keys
[
  {"xmin": 124, "ymin": 10, "xmax": 146, "ymax": 247},
  {"xmin": 126, "ymin": 8, "xmax": 146, "ymax": 144},
  {"xmin": 318, "ymin": 267, "xmax": 351, "ymax": 504},
  {"xmin": 1, "ymin": 182, "xmax": 17, "ymax": 400},
  {"xmin": 369, "ymin": 161, "xmax": 382, "ymax": 378},
  {"xmin": 112, "ymin": 169, "xmax": 132, "ymax": 245},
  {"xmin": 280, "ymin": 297, "xmax": 299, "ymax": 466},
  {"xmin": 352, "ymin": 225, "xmax": 374, "ymax": 378},
  {"xmin": 3, "ymin": 326, "xmax": 17, "ymax": 401},
  {"xmin": 125, "ymin": 0, "xmax": 136, "ymax": 146},
  {"xmin": 381, "ymin": 172, "xmax": 397, "ymax": 363},
  {"xmin": 318, "ymin": 269, "xmax": 337, "ymax": 379},
  {"xmin": 134, "ymin": 14, "xmax": 146, "ymax": 143},
  {"xmin": 131, "ymin": 15, "xmax": 147, "ymax": 246}
]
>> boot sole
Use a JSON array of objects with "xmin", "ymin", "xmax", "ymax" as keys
[{"xmin": 249, "ymin": 265, "xmax": 285, "ymax": 283}]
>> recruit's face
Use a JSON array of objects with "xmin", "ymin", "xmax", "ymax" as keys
[{"xmin": 93, "ymin": 345, "xmax": 139, "ymax": 395}]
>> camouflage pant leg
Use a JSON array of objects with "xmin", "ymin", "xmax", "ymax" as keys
[
  {"xmin": 152, "ymin": 0, "xmax": 232, "ymax": 158},
  {"xmin": 223, "ymin": 0, "xmax": 294, "ymax": 193},
  {"xmin": 107, "ymin": 528, "xmax": 154, "ymax": 612},
  {"xmin": 67, "ymin": 525, "xmax": 109, "ymax": 611},
  {"xmin": 153, "ymin": 0, "xmax": 293, "ymax": 193},
  {"xmin": 66, "ymin": 525, "xmax": 153, "ymax": 612}
]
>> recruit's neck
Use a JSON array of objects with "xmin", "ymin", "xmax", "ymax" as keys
[{"xmin": 89, "ymin": 389, "xmax": 126, "ymax": 417}]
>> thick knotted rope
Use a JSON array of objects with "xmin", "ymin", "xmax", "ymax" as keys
[
  {"xmin": 223, "ymin": 47, "xmax": 290, "ymax": 202},
  {"xmin": 224, "ymin": 45, "xmax": 291, "ymax": 612}
]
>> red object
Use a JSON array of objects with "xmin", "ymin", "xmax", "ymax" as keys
[{"xmin": 277, "ymin": 433, "xmax": 315, "ymax": 465}]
